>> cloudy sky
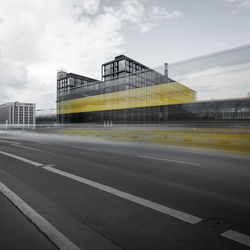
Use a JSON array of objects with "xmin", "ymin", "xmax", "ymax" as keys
[{"xmin": 0, "ymin": 0, "xmax": 250, "ymax": 108}]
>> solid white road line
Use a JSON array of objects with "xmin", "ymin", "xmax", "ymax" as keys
[
  {"xmin": 0, "ymin": 182, "xmax": 80, "ymax": 250},
  {"xmin": 43, "ymin": 166, "xmax": 202, "ymax": 224},
  {"xmin": 221, "ymin": 230, "xmax": 250, "ymax": 247},
  {"xmin": 0, "ymin": 151, "xmax": 43, "ymax": 167},
  {"xmin": 138, "ymin": 155, "xmax": 200, "ymax": 166}
]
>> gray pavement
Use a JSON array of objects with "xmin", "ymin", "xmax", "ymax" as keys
[
  {"xmin": 0, "ymin": 131, "xmax": 250, "ymax": 249},
  {"xmin": 0, "ymin": 192, "xmax": 57, "ymax": 250}
]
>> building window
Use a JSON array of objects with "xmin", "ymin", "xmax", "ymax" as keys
[{"xmin": 119, "ymin": 60, "xmax": 125, "ymax": 71}]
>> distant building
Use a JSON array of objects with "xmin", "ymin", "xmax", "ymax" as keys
[
  {"xmin": 36, "ymin": 109, "xmax": 56, "ymax": 124},
  {"xmin": 0, "ymin": 102, "xmax": 36, "ymax": 126}
]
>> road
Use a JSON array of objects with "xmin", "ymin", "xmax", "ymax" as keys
[{"xmin": 0, "ymin": 130, "xmax": 250, "ymax": 249}]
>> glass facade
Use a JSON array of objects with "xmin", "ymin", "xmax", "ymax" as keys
[
  {"xmin": 57, "ymin": 72, "xmax": 98, "ymax": 98},
  {"xmin": 58, "ymin": 98, "xmax": 250, "ymax": 124}
]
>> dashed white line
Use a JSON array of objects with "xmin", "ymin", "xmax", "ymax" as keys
[
  {"xmin": 0, "ymin": 181, "xmax": 80, "ymax": 250},
  {"xmin": 137, "ymin": 155, "xmax": 200, "ymax": 166},
  {"xmin": 43, "ymin": 165, "xmax": 202, "ymax": 224},
  {"xmin": 0, "ymin": 151, "xmax": 43, "ymax": 167},
  {"xmin": 2, "ymin": 149, "xmax": 250, "ymax": 247},
  {"xmin": 0, "ymin": 150, "xmax": 202, "ymax": 224},
  {"xmin": 71, "ymin": 146, "xmax": 99, "ymax": 151},
  {"xmin": 0, "ymin": 139, "xmax": 20, "ymax": 144},
  {"xmin": 36, "ymin": 142, "xmax": 51, "ymax": 145},
  {"xmin": 221, "ymin": 230, "xmax": 250, "ymax": 247}
]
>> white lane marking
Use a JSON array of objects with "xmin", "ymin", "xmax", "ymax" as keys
[
  {"xmin": 0, "ymin": 182, "xmax": 80, "ymax": 250},
  {"xmin": 0, "ymin": 150, "xmax": 202, "ymax": 224},
  {"xmin": 36, "ymin": 142, "xmax": 51, "ymax": 145},
  {"xmin": 0, "ymin": 139, "xmax": 20, "ymax": 144},
  {"xmin": 221, "ymin": 230, "xmax": 250, "ymax": 247},
  {"xmin": 0, "ymin": 151, "xmax": 43, "ymax": 167},
  {"xmin": 71, "ymin": 146, "xmax": 99, "ymax": 151},
  {"xmin": 43, "ymin": 166, "xmax": 202, "ymax": 224},
  {"xmin": 138, "ymin": 155, "xmax": 200, "ymax": 166}
]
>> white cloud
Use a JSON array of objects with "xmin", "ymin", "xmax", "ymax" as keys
[
  {"xmin": 225, "ymin": 0, "xmax": 250, "ymax": 14},
  {"xmin": 121, "ymin": 0, "xmax": 145, "ymax": 23},
  {"xmin": 0, "ymin": 53, "xmax": 29, "ymax": 100},
  {"xmin": 0, "ymin": 0, "xmax": 121, "ymax": 108},
  {"xmin": 149, "ymin": 7, "xmax": 183, "ymax": 20},
  {"xmin": 238, "ymin": 0, "xmax": 250, "ymax": 8},
  {"xmin": 104, "ymin": 0, "xmax": 184, "ymax": 33},
  {"xmin": 0, "ymin": 0, "xmax": 183, "ymax": 109},
  {"xmin": 72, "ymin": 0, "xmax": 100, "ymax": 15}
]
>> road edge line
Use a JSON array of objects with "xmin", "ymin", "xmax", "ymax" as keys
[
  {"xmin": 221, "ymin": 230, "xmax": 250, "ymax": 247},
  {"xmin": 0, "ymin": 181, "xmax": 80, "ymax": 250},
  {"xmin": 0, "ymin": 150, "xmax": 43, "ymax": 167}
]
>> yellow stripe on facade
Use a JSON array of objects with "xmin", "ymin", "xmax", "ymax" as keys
[{"xmin": 57, "ymin": 82, "xmax": 196, "ymax": 115}]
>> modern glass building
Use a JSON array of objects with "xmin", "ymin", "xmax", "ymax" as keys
[
  {"xmin": 57, "ymin": 55, "xmax": 197, "ymax": 124},
  {"xmin": 57, "ymin": 55, "xmax": 250, "ymax": 124}
]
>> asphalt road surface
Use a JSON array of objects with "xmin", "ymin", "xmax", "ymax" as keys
[{"xmin": 0, "ymin": 130, "xmax": 250, "ymax": 249}]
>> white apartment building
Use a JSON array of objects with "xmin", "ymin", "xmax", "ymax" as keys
[{"xmin": 0, "ymin": 102, "xmax": 36, "ymax": 126}]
